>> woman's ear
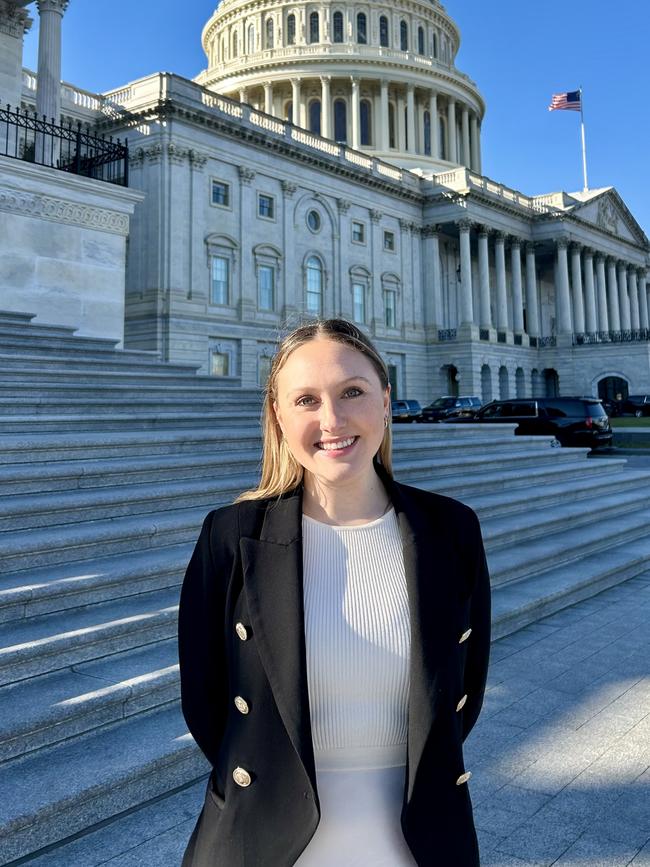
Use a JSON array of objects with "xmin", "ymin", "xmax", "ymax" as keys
[{"xmin": 273, "ymin": 400, "xmax": 284, "ymax": 436}]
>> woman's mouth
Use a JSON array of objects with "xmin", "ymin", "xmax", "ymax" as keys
[{"xmin": 315, "ymin": 436, "xmax": 358, "ymax": 452}]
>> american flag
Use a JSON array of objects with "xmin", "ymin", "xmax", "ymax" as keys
[{"xmin": 548, "ymin": 90, "xmax": 582, "ymax": 112}]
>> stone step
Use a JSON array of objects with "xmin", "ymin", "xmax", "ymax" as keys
[
  {"xmin": 0, "ymin": 410, "xmax": 262, "ymax": 433},
  {"xmin": 0, "ymin": 544, "xmax": 192, "ymax": 624},
  {"xmin": 0, "ymin": 704, "xmax": 208, "ymax": 864},
  {"xmin": 0, "ymin": 367, "xmax": 241, "ymax": 387},
  {"xmin": 487, "ymin": 504, "xmax": 650, "ymax": 587},
  {"xmin": 0, "ymin": 319, "xmax": 79, "ymax": 339},
  {"xmin": 0, "ymin": 330, "xmax": 124, "ymax": 354},
  {"xmin": 0, "ymin": 587, "xmax": 180, "ymax": 687},
  {"xmin": 0, "ymin": 640, "xmax": 178, "ymax": 762},
  {"xmin": 492, "ymin": 536, "xmax": 650, "ymax": 639},
  {"xmin": 0, "ymin": 352, "xmax": 201, "ymax": 375},
  {"xmin": 0, "ymin": 380, "xmax": 262, "ymax": 399},
  {"xmin": 0, "ymin": 396, "xmax": 263, "ymax": 416},
  {"xmin": 0, "ymin": 310, "xmax": 37, "ymax": 325}
]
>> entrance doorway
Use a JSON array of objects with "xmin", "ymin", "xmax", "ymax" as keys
[{"xmin": 598, "ymin": 376, "xmax": 629, "ymax": 403}]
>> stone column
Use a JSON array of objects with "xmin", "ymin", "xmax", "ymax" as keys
[
  {"xmin": 351, "ymin": 77, "xmax": 361, "ymax": 148},
  {"xmin": 494, "ymin": 232, "xmax": 508, "ymax": 332},
  {"xmin": 291, "ymin": 78, "xmax": 301, "ymax": 126},
  {"xmin": 510, "ymin": 238, "xmax": 524, "ymax": 335},
  {"xmin": 35, "ymin": 0, "xmax": 69, "ymax": 123},
  {"xmin": 606, "ymin": 257, "xmax": 620, "ymax": 332},
  {"xmin": 320, "ymin": 76, "xmax": 331, "ymax": 138},
  {"xmin": 422, "ymin": 225, "xmax": 442, "ymax": 328},
  {"xmin": 638, "ymin": 270, "xmax": 649, "ymax": 331},
  {"xmin": 629, "ymin": 268, "xmax": 640, "ymax": 331},
  {"xmin": 406, "ymin": 84, "xmax": 416, "ymax": 153},
  {"xmin": 617, "ymin": 262, "xmax": 631, "ymax": 331},
  {"xmin": 0, "ymin": 2, "xmax": 33, "ymax": 111},
  {"xmin": 556, "ymin": 238, "xmax": 572, "ymax": 334},
  {"xmin": 523, "ymin": 244, "xmax": 539, "ymax": 339},
  {"xmin": 583, "ymin": 249, "xmax": 597, "ymax": 334},
  {"xmin": 478, "ymin": 228, "xmax": 492, "ymax": 330},
  {"xmin": 461, "ymin": 106, "xmax": 470, "ymax": 168},
  {"xmin": 239, "ymin": 86, "xmax": 248, "ymax": 104},
  {"xmin": 458, "ymin": 220, "xmax": 474, "ymax": 325},
  {"xmin": 397, "ymin": 89, "xmax": 406, "ymax": 151},
  {"xmin": 470, "ymin": 114, "xmax": 479, "ymax": 172},
  {"xmin": 570, "ymin": 244, "xmax": 585, "ymax": 335},
  {"xmin": 380, "ymin": 80, "xmax": 389, "ymax": 150},
  {"xmin": 447, "ymin": 98, "xmax": 456, "ymax": 163},
  {"xmin": 476, "ymin": 122, "xmax": 482, "ymax": 173},
  {"xmin": 595, "ymin": 254, "xmax": 609, "ymax": 333},
  {"xmin": 264, "ymin": 82, "xmax": 273, "ymax": 115},
  {"xmin": 238, "ymin": 166, "xmax": 257, "ymax": 318},
  {"xmin": 429, "ymin": 91, "xmax": 439, "ymax": 158}
]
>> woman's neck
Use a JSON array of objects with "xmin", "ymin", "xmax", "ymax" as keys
[{"xmin": 302, "ymin": 471, "xmax": 391, "ymax": 526}]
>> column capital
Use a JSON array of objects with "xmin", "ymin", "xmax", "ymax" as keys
[
  {"xmin": 281, "ymin": 180, "xmax": 297, "ymax": 197},
  {"xmin": 508, "ymin": 236, "xmax": 523, "ymax": 249},
  {"xmin": 336, "ymin": 197, "xmax": 351, "ymax": 214},
  {"xmin": 399, "ymin": 218, "xmax": 412, "ymax": 232},
  {"xmin": 569, "ymin": 241, "xmax": 583, "ymax": 254},
  {"xmin": 319, "ymin": 75, "xmax": 331, "ymax": 85},
  {"xmin": 290, "ymin": 77, "xmax": 301, "ymax": 86},
  {"xmin": 369, "ymin": 209, "xmax": 382, "ymax": 223},
  {"xmin": 494, "ymin": 231, "xmax": 506, "ymax": 243},
  {"xmin": 422, "ymin": 224, "xmax": 441, "ymax": 238},
  {"xmin": 238, "ymin": 166, "xmax": 256, "ymax": 184},
  {"xmin": 457, "ymin": 218, "xmax": 472, "ymax": 233},
  {"xmin": 525, "ymin": 241, "xmax": 538, "ymax": 255},
  {"xmin": 350, "ymin": 76, "xmax": 359, "ymax": 88},
  {"xmin": 0, "ymin": 3, "xmax": 33, "ymax": 37},
  {"xmin": 617, "ymin": 260, "xmax": 629, "ymax": 273},
  {"xmin": 36, "ymin": 0, "xmax": 69, "ymax": 14},
  {"xmin": 477, "ymin": 225, "xmax": 490, "ymax": 239},
  {"xmin": 606, "ymin": 255, "xmax": 617, "ymax": 266},
  {"xmin": 556, "ymin": 237, "xmax": 569, "ymax": 250},
  {"xmin": 583, "ymin": 247, "xmax": 595, "ymax": 259},
  {"xmin": 594, "ymin": 251, "xmax": 606, "ymax": 264}
]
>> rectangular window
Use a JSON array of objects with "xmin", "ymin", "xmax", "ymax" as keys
[
  {"xmin": 351, "ymin": 221, "xmax": 365, "ymax": 244},
  {"xmin": 211, "ymin": 180, "xmax": 230, "ymax": 207},
  {"xmin": 383, "ymin": 230, "xmax": 395, "ymax": 251},
  {"xmin": 258, "ymin": 264, "xmax": 275, "ymax": 310},
  {"xmin": 384, "ymin": 290, "xmax": 396, "ymax": 328},
  {"xmin": 352, "ymin": 283, "xmax": 365, "ymax": 324},
  {"xmin": 258, "ymin": 194, "xmax": 275, "ymax": 219},
  {"xmin": 211, "ymin": 351, "xmax": 230, "ymax": 377},
  {"xmin": 258, "ymin": 354, "xmax": 273, "ymax": 387},
  {"xmin": 211, "ymin": 256, "xmax": 229, "ymax": 305}
]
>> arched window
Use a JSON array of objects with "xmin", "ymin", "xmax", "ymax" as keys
[
  {"xmin": 309, "ymin": 99, "xmax": 321, "ymax": 134},
  {"xmin": 232, "ymin": 31, "xmax": 239, "ymax": 57},
  {"xmin": 379, "ymin": 16, "xmax": 389, "ymax": 47},
  {"xmin": 417, "ymin": 25, "xmax": 425, "ymax": 54},
  {"xmin": 309, "ymin": 11, "xmax": 319, "ymax": 43},
  {"xmin": 423, "ymin": 110, "xmax": 431, "ymax": 155},
  {"xmin": 360, "ymin": 99, "xmax": 372, "ymax": 146},
  {"xmin": 266, "ymin": 18, "xmax": 274, "ymax": 48},
  {"xmin": 333, "ymin": 10, "xmax": 344, "ymax": 43},
  {"xmin": 432, "ymin": 31, "xmax": 438, "ymax": 58},
  {"xmin": 334, "ymin": 98, "xmax": 347, "ymax": 142},
  {"xmin": 388, "ymin": 104, "xmax": 396, "ymax": 148},
  {"xmin": 357, "ymin": 12, "xmax": 367, "ymax": 44},
  {"xmin": 306, "ymin": 256, "xmax": 323, "ymax": 315},
  {"xmin": 287, "ymin": 13, "xmax": 296, "ymax": 45},
  {"xmin": 247, "ymin": 24, "xmax": 255, "ymax": 54},
  {"xmin": 400, "ymin": 20, "xmax": 408, "ymax": 51}
]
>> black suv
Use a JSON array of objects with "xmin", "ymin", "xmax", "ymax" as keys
[
  {"xmin": 391, "ymin": 400, "xmax": 423, "ymax": 423},
  {"xmin": 621, "ymin": 395, "xmax": 650, "ymax": 417},
  {"xmin": 467, "ymin": 397, "xmax": 613, "ymax": 449},
  {"xmin": 421, "ymin": 396, "xmax": 482, "ymax": 422}
]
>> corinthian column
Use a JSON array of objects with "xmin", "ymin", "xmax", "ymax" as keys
[
  {"xmin": 458, "ymin": 220, "xmax": 474, "ymax": 325},
  {"xmin": 595, "ymin": 254, "xmax": 609, "ymax": 333},
  {"xmin": 617, "ymin": 262, "xmax": 631, "ymax": 331},
  {"xmin": 570, "ymin": 244, "xmax": 585, "ymax": 335},
  {"xmin": 470, "ymin": 113, "xmax": 479, "ymax": 172},
  {"xmin": 380, "ymin": 80, "xmax": 389, "ymax": 150},
  {"xmin": 478, "ymin": 228, "xmax": 492, "ymax": 329},
  {"xmin": 606, "ymin": 258, "xmax": 620, "ymax": 331},
  {"xmin": 639, "ymin": 270, "xmax": 649, "ymax": 331},
  {"xmin": 583, "ymin": 249, "xmax": 597, "ymax": 334},
  {"xmin": 494, "ymin": 232, "xmax": 508, "ymax": 332},
  {"xmin": 629, "ymin": 268, "xmax": 640, "ymax": 331},
  {"xmin": 35, "ymin": 0, "xmax": 69, "ymax": 123},
  {"xmin": 351, "ymin": 77, "xmax": 360, "ymax": 149},
  {"xmin": 406, "ymin": 84, "xmax": 415, "ymax": 153},
  {"xmin": 447, "ymin": 98, "xmax": 456, "ymax": 163},
  {"xmin": 556, "ymin": 239, "xmax": 572, "ymax": 334},
  {"xmin": 461, "ymin": 106, "xmax": 470, "ymax": 167},
  {"xmin": 320, "ymin": 76, "xmax": 331, "ymax": 138},
  {"xmin": 510, "ymin": 238, "xmax": 524, "ymax": 335},
  {"xmin": 525, "ymin": 243, "xmax": 540, "ymax": 338},
  {"xmin": 429, "ymin": 91, "xmax": 439, "ymax": 158},
  {"xmin": 291, "ymin": 78, "xmax": 301, "ymax": 126}
]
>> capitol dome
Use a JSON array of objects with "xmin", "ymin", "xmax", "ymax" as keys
[{"xmin": 196, "ymin": 0, "xmax": 485, "ymax": 173}]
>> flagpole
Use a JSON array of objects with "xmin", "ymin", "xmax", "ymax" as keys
[{"xmin": 579, "ymin": 86, "xmax": 589, "ymax": 192}]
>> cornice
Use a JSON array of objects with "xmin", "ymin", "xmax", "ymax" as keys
[{"xmin": 0, "ymin": 186, "xmax": 130, "ymax": 235}]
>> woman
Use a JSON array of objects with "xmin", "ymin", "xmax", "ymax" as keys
[{"xmin": 178, "ymin": 319, "xmax": 491, "ymax": 867}]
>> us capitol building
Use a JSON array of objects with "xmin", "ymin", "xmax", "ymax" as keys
[{"xmin": 2, "ymin": 0, "xmax": 649, "ymax": 403}]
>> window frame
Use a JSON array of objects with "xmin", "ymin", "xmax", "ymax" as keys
[
  {"xmin": 357, "ymin": 12, "xmax": 367, "ymax": 44},
  {"xmin": 257, "ymin": 192, "xmax": 276, "ymax": 221},
  {"xmin": 305, "ymin": 255, "xmax": 324, "ymax": 316},
  {"xmin": 257, "ymin": 263, "xmax": 275, "ymax": 311},
  {"xmin": 210, "ymin": 255, "xmax": 230, "ymax": 307},
  {"xmin": 384, "ymin": 288, "xmax": 397, "ymax": 328},
  {"xmin": 210, "ymin": 178, "xmax": 231, "ymax": 209},
  {"xmin": 309, "ymin": 11, "xmax": 319, "ymax": 44},
  {"xmin": 210, "ymin": 350, "xmax": 230, "ymax": 377},
  {"xmin": 332, "ymin": 10, "xmax": 344, "ymax": 43},
  {"xmin": 351, "ymin": 220, "xmax": 366, "ymax": 245},
  {"xmin": 379, "ymin": 15, "xmax": 389, "ymax": 47},
  {"xmin": 287, "ymin": 13, "xmax": 296, "ymax": 45},
  {"xmin": 383, "ymin": 230, "xmax": 396, "ymax": 252}
]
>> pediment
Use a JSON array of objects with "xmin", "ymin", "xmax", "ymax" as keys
[{"xmin": 569, "ymin": 189, "xmax": 648, "ymax": 246}]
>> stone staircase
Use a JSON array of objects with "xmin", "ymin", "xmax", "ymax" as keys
[{"xmin": 2, "ymin": 309, "xmax": 650, "ymax": 864}]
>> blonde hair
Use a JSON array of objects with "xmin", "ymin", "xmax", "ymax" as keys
[{"xmin": 236, "ymin": 319, "xmax": 393, "ymax": 502}]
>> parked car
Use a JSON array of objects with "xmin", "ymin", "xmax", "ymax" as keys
[
  {"xmin": 391, "ymin": 399, "xmax": 423, "ymax": 423},
  {"xmin": 455, "ymin": 397, "xmax": 612, "ymax": 449},
  {"xmin": 621, "ymin": 395, "xmax": 650, "ymax": 417},
  {"xmin": 420, "ymin": 395, "xmax": 482, "ymax": 423}
]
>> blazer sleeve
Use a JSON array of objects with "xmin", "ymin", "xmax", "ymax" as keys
[
  {"xmin": 461, "ymin": 508, "xmax": 491, "ymax": 742},
  {"xmin": 178, "ymin": 508, "xmax": 234, "ymax": 767}
]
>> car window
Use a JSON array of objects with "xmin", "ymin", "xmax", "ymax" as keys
[
  {"xmin": 470, "ymin": 398, "xmax": 482, "ymax": 407},
  {"xmin": 479, "ymin": 403, "xmax": 502, "ymax": 418},
  {"xmin": 586, "ymin": 402, "xmax": 606, "ymax": 418},
  {"xmin": 459, "ymin": 399, "xmax": 470, "ymax": 407},
  {"xmin": 545, "ymin": 400, "xmax": 584, "ymax": 418}
]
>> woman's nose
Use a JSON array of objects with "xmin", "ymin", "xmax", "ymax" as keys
[{"xmin": 320, "ymin": 399, "xmax": 345, "ymax": 430}]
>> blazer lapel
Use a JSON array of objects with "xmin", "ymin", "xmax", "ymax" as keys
[{"xmin": 239, "ymin": 488, "xmax": 318, "ymax": 795}]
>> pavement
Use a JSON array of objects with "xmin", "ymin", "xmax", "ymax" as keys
[{"xmin": 17, "ymin": 571, "xmax": 650, "ymax": 867}]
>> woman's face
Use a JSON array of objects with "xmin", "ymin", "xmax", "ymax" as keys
[{"xmin": 273, "ymin": 337, "xmax": 390, "ymax": 492}]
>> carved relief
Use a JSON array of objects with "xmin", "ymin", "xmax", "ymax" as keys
[
  {"xmin": 597, "ymin": 197, "xmax": 619, "ymax": 235},
  {"xmin": 0, "ymin": 188, "xmax": 129, "ymax": 235}
]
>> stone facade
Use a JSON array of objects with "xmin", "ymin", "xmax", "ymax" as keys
[{"xmin": 0, "ymin": 156, "xmax": 143, "ymax": 344}]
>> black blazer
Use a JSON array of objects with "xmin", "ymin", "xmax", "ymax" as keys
[{"xmin": 178, "ymin": 466, "xmax": 491, "ymax": 867}]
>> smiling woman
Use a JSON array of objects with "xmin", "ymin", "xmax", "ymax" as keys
[{"xmin": 178, "ymin": 318, "xmax": 492, "ymax": 867}]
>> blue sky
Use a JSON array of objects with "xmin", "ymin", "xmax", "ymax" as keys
[{"xmin": 23, "ymin": 1, "xmax": 649, "ymax": 236}]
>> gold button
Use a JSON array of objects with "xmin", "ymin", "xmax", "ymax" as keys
[
  {"xmin": 234, "ymin": 696, "xmax": 249, "ymax": 714},
  {"xmin": 233, "ymin": 766, "xmax": 252, "ymax": 787},
  {"xmin": 456, "ymin": 694, "xmax": 468, "ymax": 712},
  {"xmin": 459, "ymin": 628, "xmax": 472, "ymax": 644},
  {"xmin": 235, "ymin": 622, "xmax": 249, "ymax": 641},
  {"xmin": 456, "ymin": 771, "xmax": 472, "ymax": 785}
]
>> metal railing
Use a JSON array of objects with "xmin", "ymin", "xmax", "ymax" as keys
[
  {"xmin": 573, "ymin": 329, "xmax": 650, "ymax": 345},
  {"xmin": 0, "ymin": 104, "xmax": 128, "ymax": 187}
]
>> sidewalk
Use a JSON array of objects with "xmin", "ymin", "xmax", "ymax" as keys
[{"xmin": 20, "ymin": 572, "xmax": 650, "ymax": 866}]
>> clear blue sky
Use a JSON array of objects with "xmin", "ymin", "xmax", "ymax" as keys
[{"xmin": 23, "ymin": 1, "xmax": 650, "ymax": 237}]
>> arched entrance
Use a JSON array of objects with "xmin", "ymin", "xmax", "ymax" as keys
[
  {"xmin": 597, "ymin": 376, "xmax": 629, "ymax": 403},
  {"xmin": 481, "ymin": 364, "xmax": 492, "ymax": 403},
  {"xmin": 498, "ymin": 366, "xmax": 509, "ymax": 400},
  {"xmin": 440, "ymin": 364, "xmax": 459, "ymax": 396},
  {"xmin": 543, "ymin": 368, "xmax": 559, "ymax": 397},
  {"xmin": 515, "ymin": 367, "xmax": 525, "ymax": 398}
]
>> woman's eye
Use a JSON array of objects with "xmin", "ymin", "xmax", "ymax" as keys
[
  {"xmin": 296, "ymin": 395, "xmax": 316, "ymax": 407},
  {"xmin": 344, "ymin": 387, "xmax": 363, "ymax": 398}
]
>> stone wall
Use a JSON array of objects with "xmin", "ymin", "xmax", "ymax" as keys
[{"xmin": 0, "ymin": 155, "xmax": 143, "ymax": 344}]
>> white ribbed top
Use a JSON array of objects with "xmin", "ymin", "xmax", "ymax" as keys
[{"xmin": 302, "ymin": 508, "xmax": 410, "ymax": 762}]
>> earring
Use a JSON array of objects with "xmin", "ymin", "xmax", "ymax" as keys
[{"xmin": 384, "ymin": 415, "xmax": 389, "ymax": 429}]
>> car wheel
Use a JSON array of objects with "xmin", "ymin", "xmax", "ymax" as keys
[{"xmin": 635, "ymin": 409, "xmax": 643, "ymax": 418}]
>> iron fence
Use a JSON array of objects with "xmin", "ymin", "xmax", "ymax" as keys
[{"xmin": 0, "ymin": 104, "xmax": 128, "ymax": 187}]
